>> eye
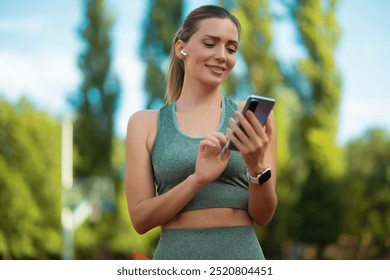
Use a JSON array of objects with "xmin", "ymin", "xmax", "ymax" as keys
[
  {"xmin": 203, "ymin": 41, "xmax": 215, "ymax": 47},
  {"xmin": 227, "ymin": 47, "xmax": 237, "ymax": 54}
]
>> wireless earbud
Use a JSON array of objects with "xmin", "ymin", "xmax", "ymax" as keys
[{"xmin": 180, "ymin": 50, "xmax": 188, "ymax": 57}]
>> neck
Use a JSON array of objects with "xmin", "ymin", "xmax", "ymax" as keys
[{"xmin": 177, "ymin": 79, "xmax": 222, "ymax": 111}]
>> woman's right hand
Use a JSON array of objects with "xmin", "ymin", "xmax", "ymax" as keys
[{"xmin": 193, "ymin": 131, "xmax": 232, "ymax": 187}]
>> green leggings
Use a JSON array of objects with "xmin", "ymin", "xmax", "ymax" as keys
[{"xmin": 153, "ymin": 225, "xmax": 265, "ymax": 260}]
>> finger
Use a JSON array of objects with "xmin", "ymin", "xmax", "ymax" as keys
[
  {"xmin": 204, "ymin": 133, "xmax": 225, "ymax": 150},
  {"xmin": 226, "ymin": 127, "xmax": 245, "ymax": 151},
  {"xmin": 245, "ymin": 110, "xmax": 263, "ymax": 130},
  {"xmin": 209, "ymin": 131, "xmax": 228, "ymax": 146},
  {"xmin": 229, "ymin": 116, "xmax": 250, "ymax": 146},
  {"xmin": 245, "ymin": 110, "xmax": 269, "ymax": 141},
  {"xmin": 236, "ymin": 111, "xmax": 258, "ymax": 140},
  {"xmin": 199, "ymin": 139, "xmax": 217, "ymax": 152}
]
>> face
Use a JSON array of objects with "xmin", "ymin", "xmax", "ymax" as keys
[{"xmin": 178, "ymin": 18, "xmax": 239, "ymax": 87}]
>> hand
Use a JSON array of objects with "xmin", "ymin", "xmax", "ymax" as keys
[
  {"xmin": 227, "ymin": 110, "xmax": 273, "ymax": 174},
  {"xmin": 193, "ymin": 131, "xmax": 232, "ymax": 187}
]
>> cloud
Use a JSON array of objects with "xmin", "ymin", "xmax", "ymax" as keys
[
  {"xmin": 0, "ymin": 16, "xmax": 46, "ymax": 35},
  {"xmin": 0, "ymin": 47, "xmax": 146, "ymax": 137},
  {"xmin": 0, "ymin": 49, "xmax": 79, "ymax": 116}
]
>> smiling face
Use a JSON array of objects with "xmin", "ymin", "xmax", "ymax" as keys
[{"xmin": 178, "ymin": 17, "xmax": 239, "ymax": 88}]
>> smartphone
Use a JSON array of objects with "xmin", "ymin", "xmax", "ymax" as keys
[{"xmin": 226, "ymin": 95, "xmax": 275, "ymax": 150}]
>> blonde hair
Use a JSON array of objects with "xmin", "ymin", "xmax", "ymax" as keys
[{"xmin": 165, "ymin": 5, "xmax": 241, "ymax": 103}]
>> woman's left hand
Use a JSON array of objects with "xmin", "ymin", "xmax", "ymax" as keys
[{"xmin": 227, "ymin": 110, "xmax": 273, "ymax": 175}]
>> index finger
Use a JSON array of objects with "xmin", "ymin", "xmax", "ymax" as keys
[{"xmin": 245, "ymin": 110, "xmax": 267, "ymax": 137}]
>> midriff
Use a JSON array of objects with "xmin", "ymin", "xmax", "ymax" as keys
[{"xmin": 162, "ymin": 208, "xmax": 253, "ymax": 229}]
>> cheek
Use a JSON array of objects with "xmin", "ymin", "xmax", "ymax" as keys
[{"xmin": 227, "ymin": 56, "xmax": 236, "ymax": 71}]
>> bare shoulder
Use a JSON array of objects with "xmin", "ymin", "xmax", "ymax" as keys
[
  {"xmin": 127, "ymin": 110, "xmax": 159, "ymax": 140},
  {"xmin": 127, "ymin": 110, "xmax": 158, "ymax": 131},
  {"xmin": 126, "ymin": 110, "xmax": 159, "ymax": 152}
]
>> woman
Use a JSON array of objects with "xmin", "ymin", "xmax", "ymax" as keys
[{"xmin": 125, "ymin": 5, "xmax": 277, "ymax": 260}]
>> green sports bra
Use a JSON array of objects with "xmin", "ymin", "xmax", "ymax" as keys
[{"xmin": 151, "ymin": 95, "xmax": 249, "ymax": 212}]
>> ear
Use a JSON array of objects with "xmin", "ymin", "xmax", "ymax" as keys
[{"xmin": 175, "ymin": 40, "xmax": 186, "ymax": 58}]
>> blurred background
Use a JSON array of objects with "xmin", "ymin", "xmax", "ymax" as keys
[{"xmin": 0, "ymin": 0, "xmax": 389, "ymax": 260}]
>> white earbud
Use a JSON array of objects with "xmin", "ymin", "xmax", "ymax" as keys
[{"xmin": 180, "ymin": 49, "xmax": 188, "ymax": 57}]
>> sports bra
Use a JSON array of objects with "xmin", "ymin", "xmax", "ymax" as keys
[{"xmin": 151, "ymin": 95, "xmax": 249, "ymax": 212}]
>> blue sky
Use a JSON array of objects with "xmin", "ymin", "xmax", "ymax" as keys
[{"xmin": 0, "ymin": 0, "xmax": 389, "ymax": 144}]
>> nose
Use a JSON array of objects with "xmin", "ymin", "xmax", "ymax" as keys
[{"xmin": 214, "ymin": 46, "xmax": 226, "ymax": 62}]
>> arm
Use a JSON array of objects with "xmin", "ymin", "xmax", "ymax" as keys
[
  {"xmin": 125, "ymin": 111, "xmax": 232, "ymax": 234},
  {"xmin": 247, "ymin": 111, "xmax": 277, "ymax": 226},
  {"xmin": 228, "ymin": 104, "xmax": 277, "ymax": 227},
  {"xmin": 125, "ymin": 110, "xmax": 200, "ymax": 234}
]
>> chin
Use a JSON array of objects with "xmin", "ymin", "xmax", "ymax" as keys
[
  {"xmin": 204, "ymin": 80, "xmax": 224, "ymax": 88},
  {"xmin": 205, "ymin": 76, "xmax": 228, "ymax": 87}
]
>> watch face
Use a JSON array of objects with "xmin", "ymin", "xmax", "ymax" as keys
[{"xmin": 258, "ymin": 169, "xmax": 271, "ymax": 185}]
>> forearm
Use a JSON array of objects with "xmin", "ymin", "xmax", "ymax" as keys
[
  {"xmin": 130, "ymin": 174, "xmax": 202, "ymax": 234},
  {"xmin": 247, "ymin": 180, "xmax": 277, "ymax": 227}
]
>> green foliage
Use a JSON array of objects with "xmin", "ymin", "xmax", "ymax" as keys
[
  {"xmin": 73, "ymin": 139, "xmax": 160, "ymax": 259},
  {"xmin": 341, "ymin": 129, "xmax": 390, "ymax": 258},
  {"xmin": 66, "ymin": 0, "xmax": 124, "ymax": 259},
  {"xmin": 295, "ymin": 0, "xmax": 344, "ymax": 178},
  {"xmin": 72, "ymin": 0, "xmax": 121, "ymax": 177},
  {"xmin": 0, "ymin": 97, "xmax": 61, "ymax": 259},
  {"xmin": 271, "ymin": 88, "xmax": 306, "ymax": 241},
  {"xmin": 291, "ymin": 0, "xmax": 345, "ymax": 249},
  {"xmin": 106, "ymin": 179, "xmax": 161, "ymax": 258},
  {"xmin": 141, "ymin": 0, "xmax": 183, "ymax": 108},
  {"xmin": 233, "ymin": 0, "xmax": 283, "ymax": 97}
]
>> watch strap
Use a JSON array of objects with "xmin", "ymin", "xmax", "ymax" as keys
[{"xmin": 247, "ymin": 167, "xmax": 272, "ymax": 185}]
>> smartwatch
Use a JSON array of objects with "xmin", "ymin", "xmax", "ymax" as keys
[{"xmin": 247, "ymin": 167, "xmax": 272, "ymax": 185}]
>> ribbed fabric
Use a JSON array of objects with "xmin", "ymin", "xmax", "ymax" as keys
[
  {"xmin": 153, "ymin": 225, "xmax": 265, "ymax": 260},
  {"xmin": 151, "ymin": 95, "xmax": 249, "ymax": 212}
]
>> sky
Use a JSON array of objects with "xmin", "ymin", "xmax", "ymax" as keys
[{"xmin": 0, "ymin": 0, "xmax": 389, "ymax": 144}]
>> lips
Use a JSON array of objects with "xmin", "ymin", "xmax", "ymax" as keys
[{"xmin": 206, "ymin": 64, "xmax": 226, "ymax": 73}]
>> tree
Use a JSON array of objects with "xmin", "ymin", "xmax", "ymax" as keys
[
  {"xmin": 72, "ymin": 0, "xmax": 121, "ymax": 177},
  {"xmin": 68, "ymin": 0, "xmax": 121, "ymax": 259},
  {"xmin": 341, "ymin": 129, "xmax": 390, "ymax": 259},
  {"xmin": 141, "ymin": 0, "xmax": 183, "ymax": 108},
  {"xmin": 0, "ymin": 97, "xmax": 61, "ymax": 259},
  {"xmin": 288, "ymin": 0, "xmax": 345, "ymax": 257},
  {"xmin": 232, "ymin": 0, "xmax": 283, "ymax": 98}
]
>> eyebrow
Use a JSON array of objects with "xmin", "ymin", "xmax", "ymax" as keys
[{"xmin": 202, "ymin": 35, "xmax": 239, "ymax": 46}]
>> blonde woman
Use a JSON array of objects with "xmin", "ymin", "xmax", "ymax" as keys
[{"xmin": 125, "ymin": 5, "xmax": 277, "ymax": 260}]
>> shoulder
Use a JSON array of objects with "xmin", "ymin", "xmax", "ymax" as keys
[
  {"xmin": 127, "ymin": 110, "xmax": 159, "ymax": 136},
  {"xmin": 128, "ymin": 109, "xmax": 159, "ymax": 124},
  {"xmin": 127, "ymin": 109, "xmax": 159, "ymax": 126},
  {"xmin": 126, "ymin": 109, "xmax": 162, "ymax": 153}
]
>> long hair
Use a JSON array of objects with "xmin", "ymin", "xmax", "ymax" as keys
[{"xmin": 165, "ymin": 5, "xmax": 241, "ymax": 103}]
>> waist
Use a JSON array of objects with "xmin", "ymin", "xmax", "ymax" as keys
[{"xmin": 162, "ymin": 208, "xmax": 253, "ymax": 230}]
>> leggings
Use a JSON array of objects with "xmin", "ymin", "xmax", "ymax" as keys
[{"xmin": 153, "ymin": 225, "xmax": 265, "ymax": 260}]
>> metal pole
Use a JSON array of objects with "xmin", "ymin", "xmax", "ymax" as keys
[{"xmin": 61, "ymin": 120, "xmax": 74, "ymax": 260}]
